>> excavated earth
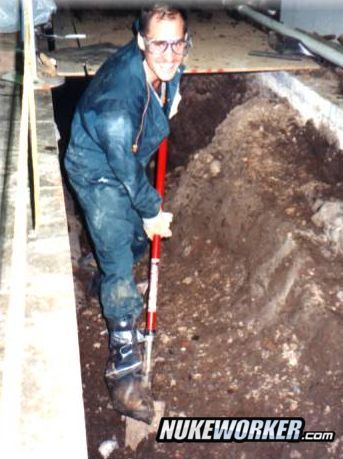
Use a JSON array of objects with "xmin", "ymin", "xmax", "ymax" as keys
[{"xmin": 55, "ymin": 72, "xmax": 343, "ymax": 459}]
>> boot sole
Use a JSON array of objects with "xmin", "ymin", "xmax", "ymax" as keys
[{"xmin": 105, "ymin": 361, "xmax": 142, "ymax": 381}]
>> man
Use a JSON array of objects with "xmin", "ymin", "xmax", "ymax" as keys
[{"xmin": 64, "ymin": 4, "xmax": 190, "ymax": 422}]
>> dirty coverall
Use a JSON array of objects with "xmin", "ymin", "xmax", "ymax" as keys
[{"xmin": 65, "ymin": 39, "xmax": 183, "ymax": 325}]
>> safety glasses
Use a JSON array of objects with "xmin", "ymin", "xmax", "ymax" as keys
[{"xmin": 143, "ymin": 35, "xmax": 192, "ymax": 56}]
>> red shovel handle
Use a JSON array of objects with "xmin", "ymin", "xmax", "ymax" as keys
[
  {"xmin": 146, "ymin": 137, "xmax": 168, "ymax": 333},
  {"xmin": 151, "ymin": 137, "xmax": 168, "ymax": 259},
  {"xmin": 155, "ymin": 138, "xmax": 168, "ymax": 197}
]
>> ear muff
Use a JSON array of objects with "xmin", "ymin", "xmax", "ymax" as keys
[{"xmin": 137, "ymin": 32, "xmax": 145, "ymax": 52}]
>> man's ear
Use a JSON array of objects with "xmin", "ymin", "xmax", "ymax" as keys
[{"xmin": 137, "ymin": 32, "xmax": 146, "ymax": 52}]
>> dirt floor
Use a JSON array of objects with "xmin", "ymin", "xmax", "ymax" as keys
[{"xmin": 54, "ymin": 72, "xmax": 343, "ymax": 459}]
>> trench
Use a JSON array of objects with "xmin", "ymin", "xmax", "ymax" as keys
[{"xmin": 52, "ymin": 73, "xmax": 343, "ymax": 459}]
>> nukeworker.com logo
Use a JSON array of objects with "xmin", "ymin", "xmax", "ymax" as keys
[{"xmin": 156, "ymin": 417, "xmax": 335, "ymax": 443}]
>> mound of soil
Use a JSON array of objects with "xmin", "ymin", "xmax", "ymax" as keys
[{"xmin": 67, "ymin": 74, "xmax": 343, "ymax": 459}]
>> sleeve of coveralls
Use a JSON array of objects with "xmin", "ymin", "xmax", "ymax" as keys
[{"xmin": 94, "ymin": 109, "xmax": 162, "ymax": 219}]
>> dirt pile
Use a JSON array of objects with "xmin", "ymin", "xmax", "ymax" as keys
[
  {"xmin": 145, "ymin": 90, "xmax": 343, "ymax": 458},
  {"xmin": 168, "ymin": 74, "xmax": 249, "ymax": 169}
]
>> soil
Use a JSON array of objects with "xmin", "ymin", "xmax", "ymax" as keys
[{"xmin": 54, "ymin": 72, "xmax": 343, "ymax": 459}]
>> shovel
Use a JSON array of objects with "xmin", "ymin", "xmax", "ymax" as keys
[
  {"xmin": 143, "ymin": 136, "xmax": 169, "ymax": 388},
  {"xmin": 123, "ymin": 83, "xmax": 170, "ymax": 445},
  {"xmin": 143, "ymin": 82, "xmax": 169, "ymax": 388},
  {"xmin": 123, "ymin": 137, "xmax": 169, "ymax": 447}
]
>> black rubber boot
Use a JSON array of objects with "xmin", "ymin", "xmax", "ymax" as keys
[
  {"xmin": 105, "ymin": 316, "xmax": 155, "ymax": 424},
  {"xmin": 105, "ymin": 316, "xmax": 142, "ymax": 380}
]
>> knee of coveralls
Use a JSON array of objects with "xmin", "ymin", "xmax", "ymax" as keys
[{"xmin": 69, "ymin": 180, "xmax": 145, "ymax": 322}]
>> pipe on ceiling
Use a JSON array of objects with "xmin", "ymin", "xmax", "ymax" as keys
[{"xmin": 236, "ymin": 4, "xmax": 343, "ymax": 67}]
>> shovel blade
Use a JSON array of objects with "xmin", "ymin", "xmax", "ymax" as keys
[
  {"xmin": 125, "ymin": 400, "xmax": 166, "ymax": 451},
  {"xmin": 106, "ymin": 372, "xmax": 155, "ymax": 425}
]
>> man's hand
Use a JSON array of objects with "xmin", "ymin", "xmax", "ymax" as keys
[{"xmin": 143, "ymin": 210, "xmax": 173, "ymax": 240}]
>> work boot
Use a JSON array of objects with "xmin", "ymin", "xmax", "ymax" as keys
[
  {"xmin": 105, "ymin": 317, "xmax": 154, "ymax": 423},
  {"xmin": 106, "ymin": 372, "xmax": 155, "ymax": 424},
  {"xmin": 105, "ymin": 316, "xmax": 142, "ymax": 380}
]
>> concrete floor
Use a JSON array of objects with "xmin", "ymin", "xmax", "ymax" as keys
[{"xmin": 0, "ymin": 33, "xmax": 87, "ymax": 458}]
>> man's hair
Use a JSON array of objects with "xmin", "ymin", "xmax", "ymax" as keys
[{"xmin": 138, "ymin": 3, "xmax": 188, "ymax": 35}]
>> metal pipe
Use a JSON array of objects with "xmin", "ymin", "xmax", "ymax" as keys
[{"xmin": 236, "ymin": 4, "xmax": 343, "ymax": 67}]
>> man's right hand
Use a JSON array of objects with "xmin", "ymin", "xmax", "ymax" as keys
[{"xmin": 143, "ymin": 210, "xmax": 173, "ymax": 240}]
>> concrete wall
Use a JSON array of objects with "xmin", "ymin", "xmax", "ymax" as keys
[
  {"xmin": 0, "ymin": 81, "xmax": 88, "ymax": 459},
  {"xmin": 257, "ymin": 71, "xmax": 343, "ymax": 150}
]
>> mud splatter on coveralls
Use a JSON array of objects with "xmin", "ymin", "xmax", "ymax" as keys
[{"xmin": 65, "ymin": 39, "xmax": 183, "ymax": 323}]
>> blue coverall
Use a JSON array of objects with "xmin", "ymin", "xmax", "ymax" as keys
[{"xmin": 65, "ymin": 39, "xmax": 183, "ymax": 323}]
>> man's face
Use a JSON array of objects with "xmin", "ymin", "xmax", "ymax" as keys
[{"xmin": 138, "ymin": 13, "xmax": 186, "ymax": 84}]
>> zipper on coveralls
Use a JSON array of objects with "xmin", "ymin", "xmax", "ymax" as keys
[
  {"xmin": 132, "ymin": 79, "xmax": 151, "ymax": 153},
  {"xmin": 131, "ymin": 81, "xmax": 166, "ymax": 154}
]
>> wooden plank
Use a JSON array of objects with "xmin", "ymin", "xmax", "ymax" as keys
[
  {"xmin": 49, "ymin": 42, "xmax": 118, "ymax": 76},
  {"xmin": 53, "ymin": 10, "xmax": 80, "ymax": 47},
  {"xmin": 52, "ymin": 10, "xmax": 87, "ymax": 76},
  {"xmin": 186, "ymin": 12, "xmax": 319, "ymax": 73},
  {"xmin": 73, "ymin": 10, "xmax": 135, "ymax": 48},
  {"xmin": 50, "ymin": 10, "xmax": 319, "ymax": 77}
]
